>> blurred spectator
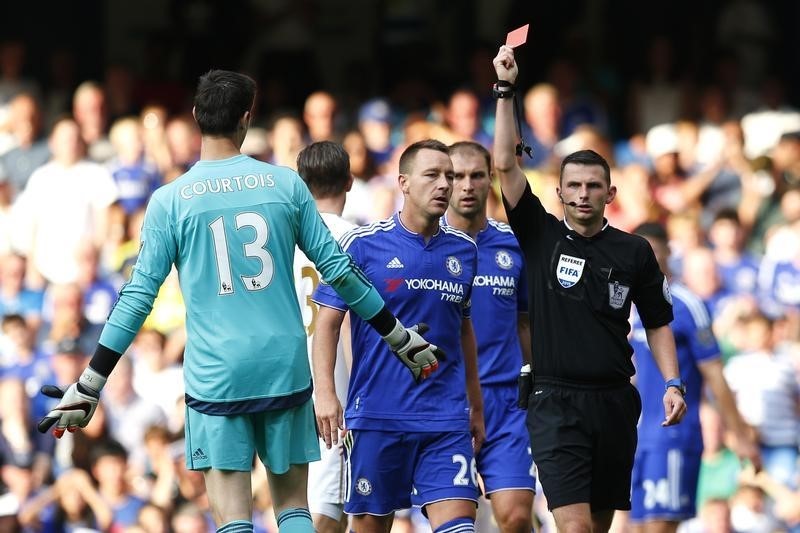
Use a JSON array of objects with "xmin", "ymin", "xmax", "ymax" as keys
[
  {"xmin": 521, "ymin": 83, "xmax": 563, "ymax": 169},
  {"xmin": 102, "ymin": 356, "xmax": 166, "ymax": 472},
  {"xmin": 0, "ymin": 167, "xmax": 12, "ymax": 255},
  {"xmin": 681, "ymin": 246, "xmax": 733, "ymax": 319},
  {"xmin": 606, "ymin": 163, "xmax": 657, "ymax": 232},
  {"xmin": 73, "ymin": 81, "xmax": 114, "ymax": 163},
  {"xmin": 695, "ymin": 402, "xmax": 744, "ymax": 510},
  {"xmin": 171, "ymin": 501, "xmax": 212, "ymax": 533},
  {"xmin": 0, "ymin": 41, "xmax": 39, "ymax": 110},
  {"xmin": 739, "ymin": 465, "xmax": 800, "ymax": 529},
  {"xmin": 13, "ymin": 117, "xmax": 118, "ymax": 286},
  {"xmin": 358, "ymin": 98, "xmax": 395, "ymax": 169},
  {"xmin": 39, "ymin": 284, "xmax": 103, "ymax": 356},
  {"xmin": 164, "ymin": 114, "xmax": 201, "ymax": 174},
  {"xmin": 0, "ymin": 253, "xmax": 44, "ymax": 333},
  {"xmin": 724, "ymin": 310, "xmax": 800, "ymax": 489},
  {"xmin": 707, "ymin": 208, "xmax": 760, "ymax": 296},
  {"xmin": 130, "ymin": 329, "xmax": 184, "ymax": 429},
  {"xmin": 0, "ymin": 440, "xmax": 37, "ymax": 526},
  {"xmin": 0, "ymin": 93, "xmax": 49, "ymax": 196},
  {"xmin": 443, "ymin": 88, "xmax": 492, "ymax": 147},
  {"xmin": 267, "ymin": 112, "xmax": 304, "ymax": 169},
  {"xmin": 137, "ymin": 501, "xmax": 171, "ymax": 533},
  {"xmin": 1, "ymin": 314, "xmax": 51, "ymax": 417},
  {"xmin": 728, "ymin": 483, "xmax": 777, "ymax": 533},
  {"xmin": 19, "ymin": 467, "xmax": 113, "ymax": 532},
  {"xmin": 678, "ymin": 498, "xmax": 733, "ymax": 533},
  {"xmin": 90, "ymin": 439, "xmax": 147, "ymax": 529},
  {"xmin": 342, "ymin": 129, "xmax": 385, "ymax": 224},
  {"xmin": 108, "ymin": 116, "xmax": 162, "ymax": 216},
  {"xmin": 139, "ymin": 104, "xmax": 173, "ymax": 175},
  {"xmin": 110, "ymin": 206, "xmax": 146, "ymax": 281},
  {"xmin": 75, "ymin": 243, "xmax": 121, "ymax": 327},
  {"xmin": 303, "ymin": 91, "xmax": 339, "ymax": 142}
]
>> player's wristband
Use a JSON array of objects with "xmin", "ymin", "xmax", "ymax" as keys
[
  {"xmin": 79, "ymin": 366, "xmax": 107, "ymax": 395},
  {"xmin": 492, "ymin": 80, "xmax": 515, "ymax": 99},
  {"xmin": 88, "ymin": 343, "xmax": 123, "ymax": 378}
]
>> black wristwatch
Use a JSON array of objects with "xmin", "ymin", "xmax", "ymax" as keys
[
  {"xmin": 492, "ymin": 80, "xmax": 515, "ymax": 99},
  {"xmin": 665, "ymin": 378, "xmax": 686, "ymax": 396}
]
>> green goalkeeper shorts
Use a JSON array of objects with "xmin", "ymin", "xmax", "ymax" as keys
[{"xmin": 184, "ymin": 398, "xmax": 321, "ymax": 474}]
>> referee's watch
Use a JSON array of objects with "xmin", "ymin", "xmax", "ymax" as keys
[{"xmin": 665, "ymin": 378, "xmax": 686, "ymax": 396}]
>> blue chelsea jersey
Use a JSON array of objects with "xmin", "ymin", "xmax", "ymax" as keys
[
  {"xmin": 443, "ymin": 218, "xmax": 528, "ymax": 386},
  {"xmin": 313, "ymin": 213, "xmax": 478, "ymax": 432},
  {"xmin": 632, "ymin": 282, "xmax": 720, "ymax": 451}
]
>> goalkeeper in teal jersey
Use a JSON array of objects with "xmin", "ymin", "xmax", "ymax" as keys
[{"xmin": 37, "ymin": 70, "xmax": 443, "ymax": 533}]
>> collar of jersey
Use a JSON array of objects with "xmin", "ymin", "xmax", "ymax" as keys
[
  {"xmin": 440, "ymin": 214, "xmax": 488, "ymax": 240},
  {"xmin": 193, "ymin": 154, "xmax": 249, "ymax": 167},
  {"xmin": 395, "ymin": 212, "xmax": 441, "ymax": 241},
  {"xmin": 563, "ymin": 217, "xmax": 609, "ymax": 239}
]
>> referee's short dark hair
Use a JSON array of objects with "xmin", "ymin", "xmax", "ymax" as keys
[
  {"xmin": 297, "ymin": 141, "xmax": 351, "ymax": 199},
  {"xmin": 560, "ymin": 149, "xmax": 611, "ymax": 185},
  {"xmin": 194, "ymin": 70, "xmax": 256, "ymax": 136},
  {"xmin": 449, "ymin": 141, "xmax": 491, "ymax": 173},
  {"xmin": 399, "ymin": 139, "xmax": 450, "ymax": 175},
  {"xmin": 633, "ymin": 221, "xmax": 669, "ymax": 245}
]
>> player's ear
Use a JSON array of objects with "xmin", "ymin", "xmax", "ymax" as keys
[
  {"xmin": 398, "ymin": 173, "xmax": 409, "ymax": 193},
  {"xmin": 346, "ymin": 174, "xmax": 354, "ymax": 193},
  {"xmin": 606, "ymin": 185, "xmax": 617, "ymax": 204},
  {"xmin": 191, "ymin": 106, "xmax": 197, "ymax": 121}
]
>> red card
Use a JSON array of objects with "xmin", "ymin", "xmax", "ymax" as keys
[{"xmin": 505, "ymin": 24, "xmax": 529, "ymax": 48}]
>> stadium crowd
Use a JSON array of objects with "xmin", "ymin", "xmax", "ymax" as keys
[{"xmin": 0, "ymin": 27, "xmax": 798, "ymax": 533}]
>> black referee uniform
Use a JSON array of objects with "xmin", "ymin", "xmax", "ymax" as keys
[{"xmin": 505, "ymin": 183, "xmax": 673, "ymax": 512}]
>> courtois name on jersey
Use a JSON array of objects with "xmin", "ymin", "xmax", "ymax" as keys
[
  {"xmin": 632, "ymin": 282, "xmax": 720, "ymax": 451},
  {"xmin": 100, "ymin": 155, "xmax": 377, "ymax": 409},
  {"xmin": 313, "ymin": 214, "xmax": 478, "ymax": 432},
  {"xmin": 443, "ymin": 218, "xmax": 528, "ymax": 386}
]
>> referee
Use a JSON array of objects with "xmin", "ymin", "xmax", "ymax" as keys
[{"xmin": 491, "ymin": 46, "xmax": 687, "ymax": 533}]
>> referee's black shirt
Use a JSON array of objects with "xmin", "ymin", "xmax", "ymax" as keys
[{"xmin": 504, "ymin": 183, "xmax": 673, "ymax": 385}]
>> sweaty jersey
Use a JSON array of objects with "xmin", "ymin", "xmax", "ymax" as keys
[
  {"xmin": 632, "ymin": 282, "xmax": 720, "ymax": 451},
  {"xmin": 294, "ymin": 212, "xmax": 355, "ymax": 406},
  {"xmin": 99, "ymin": 154, "xmax": 385, "ymax": 412},
  {"xmin": 442, "ymin": 217, "xmax": 528, "ymax": 386},
  {"xmin": 313, "ymin": 213, "xmax": 478, "ymax": 432}
]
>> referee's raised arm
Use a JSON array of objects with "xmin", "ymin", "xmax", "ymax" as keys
[{"xmin": 492, "ymin": 45, "xmax": 527, "ymax": 209}]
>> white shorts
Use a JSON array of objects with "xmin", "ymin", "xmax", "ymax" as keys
[{"xmin": 308, "ymin": 438, "xmax": 346, "ymax": 520}]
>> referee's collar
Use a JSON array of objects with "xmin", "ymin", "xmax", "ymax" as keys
[{"xmin": 563, "ymin": 217, "xmax": 609, "ymax": 239}]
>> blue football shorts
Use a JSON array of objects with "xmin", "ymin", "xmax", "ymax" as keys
[
  {"xmin": 630, "ymin": 447, "xmax": 702, "ymax": 523},
  {"xmin": 476, "ymin": 385, "xmax": 536, "ymax": 495},
  {"xmin": 343, "ymin": 428, "xmax": 479, "ymax": 516}
]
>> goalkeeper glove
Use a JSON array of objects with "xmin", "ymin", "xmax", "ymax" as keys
[
  {"xmin": 38, "ymin": 367, "xmax": 106, "ymax": 438},
  {"xmin": 382, "ymin": 319, "xmax": 445, "ymax": 383}
]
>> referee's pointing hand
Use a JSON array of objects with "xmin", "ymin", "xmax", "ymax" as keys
[{"xmin": 661, "ymin": 388, "xmax": 687, "ymax": 426}]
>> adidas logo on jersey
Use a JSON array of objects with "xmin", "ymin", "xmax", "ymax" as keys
[
  {"xmin": 386, "ymin": 257, "xmax": 404, "ymax": 268},
  {"xmin": 192, "ymin": 448, "xmax": 208, "ymax": 461}
]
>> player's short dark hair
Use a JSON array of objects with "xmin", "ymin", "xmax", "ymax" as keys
[
  {"xmin": 560, "ymin": 149, "xmax": 611, "ymax": 185},
  {"xmin": 399, "ymin": 139, "xmax": 450, "ymax": 175},
  {"xmin": 448, "ymin": 141, "xmax": 491, "ymax": 173},
  {"xmin": 633, "ymin": 222, "xmax": 669, "ymax": 245},
  {"xmin": 193, "ymin": 70, "xmax": 256, "ymax": 136},
  {"xmin": 297, "ymin": 141, "xmax": 351, "ymax": 199}
]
